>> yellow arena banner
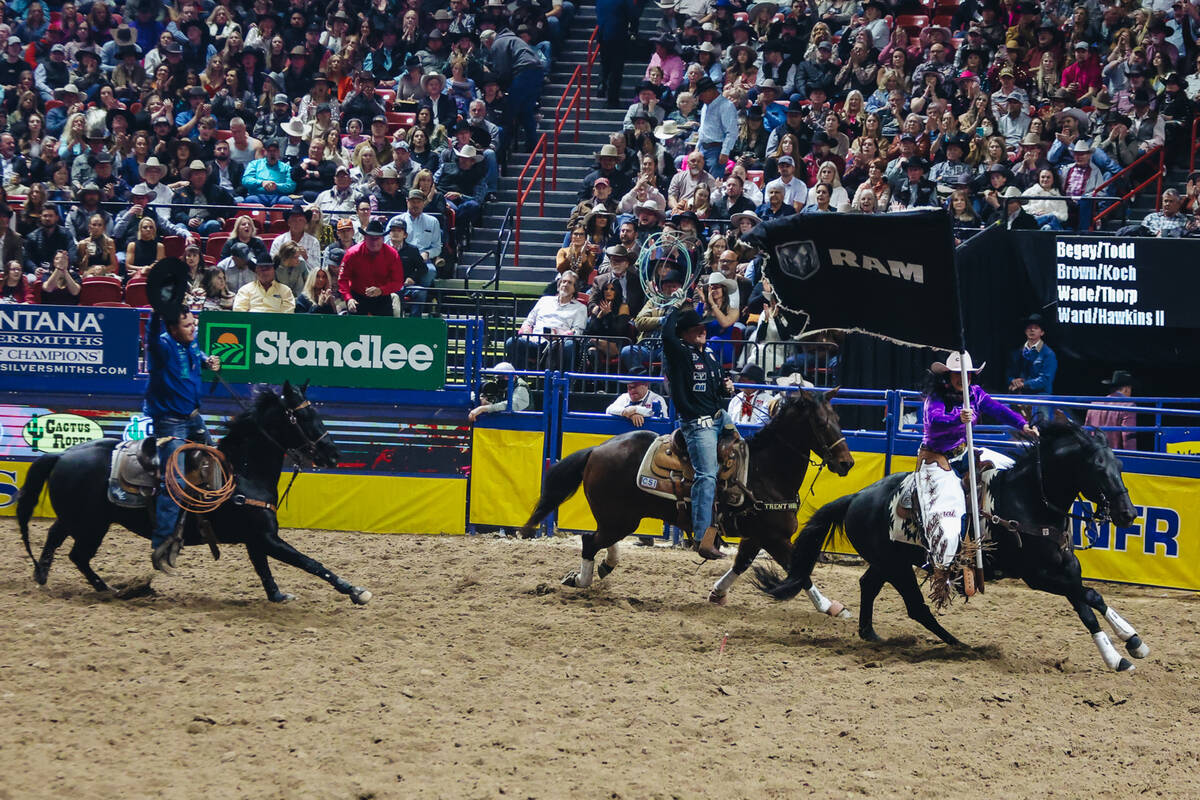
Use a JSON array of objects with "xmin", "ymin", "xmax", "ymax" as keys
[
  {"xmin": 469, "ymin": 426, "xmax": 544, "ymax": 528},
  {"xmin": 557, "ymin": 431, "xmax": 662, "ymax": 535}
]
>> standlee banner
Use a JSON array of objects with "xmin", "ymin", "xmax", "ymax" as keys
[
  {"xmin": 199, "ymin": 312, "xmax": 448, "ymax": 390},
  {"xmin": 742, "ymin": 209, "xmax": 960, "ymax": 350},
  {"xmin": 0, "ymin": 304, "xmax": 139, "ymax": 380}
]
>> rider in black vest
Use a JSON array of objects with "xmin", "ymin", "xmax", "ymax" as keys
[{"xmin": 662, "ymin": 306, "xmax": 734, "ymax": 559}]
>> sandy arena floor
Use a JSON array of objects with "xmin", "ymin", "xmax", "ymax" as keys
[{"xmin": 1, "ymin": 521, "xmax": 1198, "ymax": 800}]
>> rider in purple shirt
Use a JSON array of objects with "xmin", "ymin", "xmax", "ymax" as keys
[{"xmin": 923, "ymin": 382, "xmax": 1029, "ymax": 456}]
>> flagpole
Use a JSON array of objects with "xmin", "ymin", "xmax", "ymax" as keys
[{"xmin": 959, "ymin": 354, "xmax": 984, "ymax": 570}]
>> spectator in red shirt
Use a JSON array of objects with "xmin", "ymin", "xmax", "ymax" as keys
[
  {"xmin": 1061, "ymin": 42, "xmax": 1101, "ymax": 104},
  {"xmin": 1084, "ymin": 370, "xmax": 1136, "ymax": 451},
  {"xmin": 337, "ymin": 218, "xmax": 406, "ymax": 316}
]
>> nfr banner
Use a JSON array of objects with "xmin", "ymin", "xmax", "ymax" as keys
[
  {"xmin": 200, "ymin": 312, "xmax": 448, "ymax": 390},
  {"xmin": 742, "ymin": 210, "xmax": 959, "ymax": 350},
  {"xmin": 0, "ymin": 304, "xmax": 139, "ymax": 379}
]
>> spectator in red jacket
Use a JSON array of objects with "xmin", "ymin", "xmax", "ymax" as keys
[
  {"xmin": 1061, "ymin": 42, "xmax": 1102, "ymax": 104},
  {"xmin": 337, "ymin": 218, "xmax": 406, "ymax": 316},
  {"xmin": 1084, "ymin": 370, "xmax": 1137, "ymax": 451}
]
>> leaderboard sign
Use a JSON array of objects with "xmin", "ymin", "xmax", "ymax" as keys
[
  {"xmin": 0, "ymin": 305, "xmax": 139, "ymax": 381},
  {"xmin": 200, "ymin": 312, "xmax": 448, "ymax": 390},
  {"xmin": 1053, "ymin": 237, "xmax": 1199, "ymax": 329}
]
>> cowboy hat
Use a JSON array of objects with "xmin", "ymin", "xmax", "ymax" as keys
[
  {"xmin": 596, "ymin": 143, "xmax": 621, "ymax": 159},
  {"xmin": 1000, "ymin": 185, "xmax": 1023, "ymax": 199},
  {"xmin": 737, "ymin": 362, "xmax": 765, "ymax": 384},
  {"xmin": 730, "ymin": 210, "xmax": 762, "ymax": 227},
  {"xmin": 634, "ymin": 199, "xmax": 665, "ymax": 220},
  {"xmin": 931, "ymin": 351, "xmax": 985, "ymax": 374},
  {"xmin": 454, "ymin": 143, "xmax": 483, "ymax": 161},
  {"xmin": 605, "ymin": 243, "xmax": 632, "ymax": 259},
  {"xmin": 421, "ymin": 71, "xmax": 446, "ymax": 90},
  {"xmin": 705, "ymin": 271, "xmax": 738, "ymax": 297},
  {"xmin": 674, "ymin": 308, "xmax": 705, "ymax": 333},
  {"xmin": 138, "ymin": 157, "xmax": 166, "ymax": 178},
  {"xmin": 363, "ymin": 218, "xmax": 387, "ymax": 237},
  {"xmin": 181, "ymin": 159, "xmax": 207, "ymax": 177},
  {"xmin": 654, "ymin": 120, "xmax": 682, "ymax": 140},
  {"xmin": 1101, "ymin": 370, "xmax": 1134, "ymax": 388},
  {"xmin": 281, "ymin": 118, "xmax": 307, "ymax": 138}
]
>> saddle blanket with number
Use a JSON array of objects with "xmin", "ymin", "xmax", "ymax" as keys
[{"xmin": 634, "ymin": 430, "xmax": 748, "ymax": 504}]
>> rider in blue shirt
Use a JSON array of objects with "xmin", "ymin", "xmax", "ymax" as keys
[{"xmin": 144, "ymin": 310, "xmax": 220, "ymax": 571}]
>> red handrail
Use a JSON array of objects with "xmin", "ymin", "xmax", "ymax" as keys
[
  {"xmin": 585, "ymin": 26, "xmax": 599, "ymax": 119},
  {"xmin": 553, "ymin": 64, "xmax": 584, "ymax": 191},
  {"xmin": 1090, "ymin": 145, "xmax": 1164, "ymax": 229},
  {"xmin": 514, "ymin": 133, "xmax": 548, "ymax": 268}
]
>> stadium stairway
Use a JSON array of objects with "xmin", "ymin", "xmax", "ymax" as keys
[{"xmin": 456, "ymin": 10, "xmax": 654, "ymax": 290}]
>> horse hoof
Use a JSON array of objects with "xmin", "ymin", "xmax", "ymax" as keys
[
  {"xmin": 708, "ymin": 590, "xmax": 728, "ymax": 606},
  {"xmin": 859, "ymin": 629, "xmax": 882, "ymax": 643},
  {"xmin": 270, "ymin": 592, "xmax": 296, "ymax": 603},
  {"xmin": 1116, "ymin": 658, "xmax": 1135, "ymax": 672},
  {"xmin": 825, "ymin": 600, "xmax": 846, "ymax": 617},
  {"xmin": 561, "ymin": 571, "xmax": 579, "ymax": 587},
  {"xmin": 350, "ymin": 588, "xmax": 372, "ymax": 605},
  {"xmin": 597, "ymin": 562, "xmax": 614, "ymax": 580},
  {"xmin": 32, "ymin": 569, "xmax": 47, "ymax": 586},
  {"xmin": 1126, "ymin": 636, "xmax": 1150, "ymax": 659}
]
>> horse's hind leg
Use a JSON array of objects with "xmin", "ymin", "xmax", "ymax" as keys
[
  {"xmin": 246, "ymin": 544, "xmax": 294, "ymax": 603},
  {"xmin": 259, "ymin": 532, "xmax": 372, "ymax": 605},
  {"xmin": 67, "ymin": 528, "xmax": 111, "ymax": 592},
  {"xmin": 1083, "ymin": 586, "xmax": 1150, "ymax": 659},
  {"xmin": 857, "ymin": 564, "xmax": 887, "ymax": 642},
  {"xmin": 709, "ymin": 539, "xmax": 759, "ymax": 605},
  {"xmin": 33, "ymin": 521, "xmax": 71, "ymax": 585},
  {"xmin": 889, "ymin": 565, "xmax": 963, "ymax": 647}
]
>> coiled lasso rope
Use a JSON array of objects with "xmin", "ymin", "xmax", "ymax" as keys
[
  {"xmin": 636, "ymin": 229, "xmax": 699, "ymax": 308},
  {"xmin": 164, "ymin": 441, "xmax": 236, "ymax": 513}
]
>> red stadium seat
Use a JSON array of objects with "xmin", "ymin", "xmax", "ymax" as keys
[
  {"xmin": 94, "ymin": 301, "xmax": 133, "ymax": 308},
  {"xmin": 215, "ymin": 130, "xmax": 233, "ymax": 140},
  {"xmin": 28, "ymin": 281, "xmax": 42, "ymax": 304},
  {"xmin": 79, "ymin": 276, "xmax": 124, "ymax": 306},
  {"xmin": 162, "ymin": 235, "xmax": 185, "ymax": 259},
  {"xmin": 393, "ymin": 111, "xmax": 416, "ymax": 127},
  {"xmin": 932, "ymin": 14, "xmax": 953, "ymax": 27},
  {"xmin": 377, "ymin": 89, "xmax": 396, "ymax": 106},
  {"xmin": 267, "ymin": 219, "xmax": 289, "ymax": 233},
  {"xmin": 746, "ymin": 170, "xmax": 764, "ymax": 188},
  {"xmin": 124, "ymin": 279, "xmax": 150, "ymax": 307},
  {"xmin": 206, "ymin": 233, "xmax": 230, "ymax": 261}
]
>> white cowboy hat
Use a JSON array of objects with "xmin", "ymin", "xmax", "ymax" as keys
[
  {"xmin": 454, "ymin": 143, "xmax": 482, "ymax": 161},
  {"xmin": 493, "ymin": 361, "xmax": 515, "ymax": 373},
  {"xmin": 421, "ymin": 71, "xmax": 445, "ymax": 90},
  {"xmin": 730, "ymin": 210, "xmax": 762, "ymax": 227},
  {"xmin": 654, "ymin": 120, "xmax": 682, "ymax": 141},
  {"xmin": 705, "ymin": 271, "xmax": 738, "ymax": 297},
  {"xmin": 281, "ymin": 119, "xmax": 307, "ymax": 138},
  {"xmin": 634, "ymin": 199, "xmax": 665, "ymax": 220},
  {"xmin": 138, "ymin": 156, "xmax": 166, "ymax": 178},
  {"xmin": 931, "ymin": 351, "xmax": 986, "ymax": 374}
]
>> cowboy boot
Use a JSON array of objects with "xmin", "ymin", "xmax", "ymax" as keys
[{"xmin": 697, "ymin": 526, "xmax": 726, "ymax": 560}]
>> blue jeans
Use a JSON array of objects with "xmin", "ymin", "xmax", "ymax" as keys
[
  {"xmin": 680, "ymin": 409, "xmax": 728, "ymax": 536},
  {"xmin": 507, "ymin": 66, "xmax": 545, "ymax": 152},
  {"xmin": 448, "ymin": 197, "xmax": 481, "ymax": 228},
  {"xmin": 1035, "ymin": 214, "xmax": 1063, "ymax": 230},
  {"xmin": 402, "ymin": 267, "xmax": 436, "ymax": 314},
  {"xmin": 700, "ymin": 142, "xmax": 723, "ymax": 178},
  {"xmin": 482, "ymin": 148, "xmax": 499, "ymax": 194},
  {"xmin": 194, "ymin": 219, "xmax": 222, "ymax": 235},
  {"xmin": 243, "ymin": 194, "xmax": 294, "ymax": 207},
  {"xmin": 152, "ymin": 413, "xmax": 213, "ymax": 548}
]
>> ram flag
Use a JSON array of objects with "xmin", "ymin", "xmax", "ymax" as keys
[{"xmin": 741, "ymin": 210, "xmax": 960, "ymax": 349}]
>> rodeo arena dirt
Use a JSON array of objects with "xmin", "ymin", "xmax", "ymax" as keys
[{"xmin": 1, "ymin": 523, "xmax": 1199, "ymax": 799}]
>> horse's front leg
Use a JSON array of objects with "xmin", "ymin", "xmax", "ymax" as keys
[
  {"xmin": 1023, "ymin": 568, "xmax": 1134, "ymax": 672},
  {"xmin": 709, "ymin": 538, "xmax": 759, "ymax": 605},
  {"xmin": 256, "ymin": 521, "xmax": 372, "ymax": 605},
  {"xmin": 246, "ymin": 543, "xmax": 294, "ymax": 603}
]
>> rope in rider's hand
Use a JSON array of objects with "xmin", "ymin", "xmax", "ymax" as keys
[{"xmin": 165, "ymin": 442, "xmax": 236, "ymax": 513}]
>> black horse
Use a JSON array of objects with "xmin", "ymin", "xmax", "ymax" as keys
[
  {"xmin": 520, "ymin": 389, "xmax": 856, "ymax": 605},
  {"xmin": 756, "ymin": 415, "xmax": 1150, "ymax": 672},
  {"xmin": 16, "ymin": 381, "xmax": 372, "ymax": 605}
]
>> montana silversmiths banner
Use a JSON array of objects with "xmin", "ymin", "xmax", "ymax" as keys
[
  {"xmin": 0, "ymin": 304, "xmax": 139, "ymax": 378},
  {"xmin": 741, "ymin": 210, "xmax": 960, "ymax": 350},
  {"xmin": 200, "ymin": 312, "xmax": 447, "ymax": 390}
]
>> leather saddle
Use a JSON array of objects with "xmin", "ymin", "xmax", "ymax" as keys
[
  {"xmin": 106, "ymin": 437, "xmax": 212, "ymax": 509},
  {"xmin": 635, "ymin": 427, "xmax": 749, "ymax": 511}
]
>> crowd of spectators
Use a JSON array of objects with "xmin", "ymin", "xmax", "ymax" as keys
[
  {"xmin": 0, "ymin": 0, "xmax": 575, "ymax": 313},
  {"xmin": 497, "ymin": 0, "xmax": 1200, "ymax": 382}
]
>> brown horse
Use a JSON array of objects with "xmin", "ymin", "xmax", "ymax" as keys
[{"xmin": 519, "ymin": 389, "xmax": 856, "ymax": 606}]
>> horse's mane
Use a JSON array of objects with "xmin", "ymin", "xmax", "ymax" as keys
[
  {"xmin": 749, "ymin": 390, "xmax": 816, "ymax": 451},
  {"xmin": 219, "ymin": 389, "xmax": 280, "ymax": 449},
  {"xmin": 1006, "ymin": 417, "xmax": 1087, "ymax": 473}
]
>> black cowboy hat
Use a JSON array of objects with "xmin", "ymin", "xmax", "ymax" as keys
[
  {"xmin": 738, "ymin": 363, "xmax": 765, "ymax": 383},
  {"xmin": 1022, "ymin": 312, "xmax": 1048, "ymax": 328},
  {"xmin": 695, "ymin": 76, "xmax": 717, "ymax": 94},
  {"xmin": 635, "ymin": 80, "xmax": 662, "ymax": 97},
  {"xmin": 1101, "ymin": 370, "xmax": 1134, "ymax": 388},
  {"xmin": 146, "ymin": 257, "xmax": 191, "ymax": 323},
  {"xmin": 675, "ymin": 309, "xmax": 705, "ymax": 333}
]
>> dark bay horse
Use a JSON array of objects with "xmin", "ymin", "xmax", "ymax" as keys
[
  {"xmin": 520, "ymin": 389, "xmax": 855, "ymax": 604},
  {"xmin": 755, "ymin": 416, "xmax": 1149, "ymax": 671},
  {"xmin": 16, "ymin": 381, "xmax": 372, "ymax": 605}
]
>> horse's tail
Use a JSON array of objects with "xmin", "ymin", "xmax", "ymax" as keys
[
  {"xmin": 517, "ymin": 448, "xmax": 592, "ymax": 538},
  {"xmin": 753, "ymin": 493, "xmax": 855, "ymax": 600},
  {"xmin": 17, "ymin": 454, "xmax": 59, "ymax": 571}
]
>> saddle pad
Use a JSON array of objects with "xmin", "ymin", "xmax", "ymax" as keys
[
  {"xmin": 636, "ymin": 434, "xmax": 685, "ymax": 501},
  {"xmin": 887, "ymin": 469, "xmax": 999, "ymax": 547},
  {"xmin": 108, "ymin": 440, "xmax": 157, "ymax": 509}
]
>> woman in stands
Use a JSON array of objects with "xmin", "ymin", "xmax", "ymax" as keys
[
  {"xmin": 220, "ymin": 215, "xmax": 270, "ymax": 264},
  {"xmin": 126, "ymin": 216, "xmax": 164, "ymax": 280},
  {"xmin": 58, "ymin": 113, "xmax": 88, "ymax": 163},
  {"xmin": 37, "ymin": 251, "xmax": 81, "ymax": 305},
  {"xmin": 947, "ymin": 188, "xmax": 983, "ymax": 240},
  {"xmin": 690, "ymin": 182, "xmax": 716, "ymax": 221},
  {"xmin": 731, "ymin": 106, "xmax": 768, "ymax": 169},
  {"xmin": 763, "ymin": 132, "xmax": 802, "ymax": 183},
  {"xmin": 840, "ymin": 90, "xmax": 867, "ymax": 141},
  {"xmin": 7, "ymin": 87, "xmax": 39, "ymax": 130},
  {"xmin": 406, "ymin": 127, "xmax": 439, "ymax": 173},
  {"xmin": 350, "ymin": 142, "xmax": 380, "ymax": 196},
  {"xmin": 556, "ymin": 225, "xmax": 598, "ymax": 285},
  {"xmin": 958, "ymin": 93, "xmax": 997, "ymax": 143},
  {"xmin": 698, "ymin": 273, "xmax": 740, "ymax": 367},
  {"xmin": 296, "ymin": 266, "xmax": 346, "ymax": 314},
  {"xmin": 583, "ymin": 209, "xmax": 616, "ymax": 255},
  {"xmin": 78, "ymin": 214, "xmax": 120, "ymax": 278},
  {"xmin": 1, "ymin": 260, "xmax": 33, "ymax": 303},
  {"xmin": 413, "ymin": 169, "xmax": 447, "ymax": 217},
  {"xmin": 412, "ymin": 106, "xmax": 449, "ymax": 153},
  {"xmin": 17, "ymin": 184, "xmax": 48, "ymax": 237},
  {"xmin": 584, "ymin": 277, "xmax": 631, "ymax": 370},
  {"xmin": 806, "ymin": 163, "xmax": 849, "ymax": 210},
  {"xmin": 16, "ymin": 113, "xmax": 45, "ymax": 159},
  {"xmin": 47, "ymin": 165, "xmax": 74, "ymax": 214},
  {"xmin": 824, "ymin": 113, "xmax": 850, "ymax": 157}
]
